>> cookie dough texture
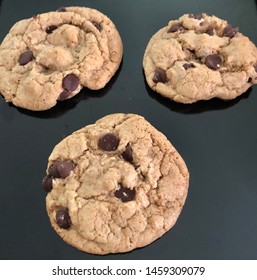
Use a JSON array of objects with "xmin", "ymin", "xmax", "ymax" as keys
[
  {"xmin": 143, "ymin": 13, "xmax": 257, "ymax": 103},
  {"xmin": 44, "ymin": 114, "xmax": 189, "ymax": 255},
  {"xmin": 0, "ymin": 6, "xmax": 123, "ymax": 110}
]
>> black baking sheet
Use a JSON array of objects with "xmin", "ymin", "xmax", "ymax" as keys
[{"xmin": 0, "ymin": 0, "xmax": 257, "ymax": 260}]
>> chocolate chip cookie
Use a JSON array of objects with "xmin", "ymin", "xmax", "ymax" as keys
[
  {"xmin": 43, "ymin": 113, "xmax": 189, "ymax": 255},
  {"xmin": 0, "ymin": 6, "xmax": 123, "ymax": 111},
  {"xmin": 143, "ymin": 13, "xmax": 257, "ymax": 103}
]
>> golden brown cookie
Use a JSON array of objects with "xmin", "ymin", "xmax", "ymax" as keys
[
  {"xmin": 42, "ymin": 113, "xmax": 189, "ymax": 255},
  {"xmin": 0, "ymin": 7, "xmax": 123, "ymax": 110},
  {"xmin": 143, "ymin": 13, "xmax": 257, "ymax": 103}
]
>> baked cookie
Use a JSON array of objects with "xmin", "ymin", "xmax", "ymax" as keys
[
  {"xmin": 42, "ymin": 113, "xmax": 189, "ymax": 255},
  {"xmin": 0, "ymin": 6, "xmax": 123, "ymax": 111},
  {"xmin": 143, "ymin": 13, "xmax": 257, "ymax": 103}
]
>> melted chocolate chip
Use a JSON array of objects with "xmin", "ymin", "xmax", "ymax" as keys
[
  {"xmin": 58, "ymin": 161, "xmax": 76, "ymax": 178},
  {"xmin": 189, "ymin": 13, "xmax": 204, "ymax": 20},
  {"xmin": 152, "ymin": 68, "xmax": 167, "ymax": 83},
  {"xmin": 46, "ymin": 25, "xmax": 58, "ymax": 34},
  {"xmin": 254, "ymin": 64, "xmax": 257, "ymax": 73},
  {"xmin": 205, "ymin": 54, "xmax": 222, "ymax": 70},
  {"xmin": 56, "ymin": 207, "xmax": 71, "ymax": 229},
  {"xmin": 114, "ymin": 185, "xmax": 136, "ymax": 202},
  {"xmin": 62, "ymin": 74, "xmax": 80, "ymax": 91},
  {"xmin": 91, "ymin": 21, "xmax": 102, "ymax": 31},
  {"xmin": 183, "ymin": 63, "xmax": 196, "ymax": 70},
  {"xmin": 48, "ymin": 160, "xmax": 75, "ymax": 178},
  {"xmin": 48, "ymin": 162, "xmax": 59, "ymax": 178},
  {"xmin": 57, "ymin": 7, "xmax": 67, "ymax": 12},
  {"xmin": 223, "ymin": 24, "xmax": 239, "ymax": 38},
  {"xmin": 98, "ymin": 133, "xmax": 120, "ymax": 151},
  {"xmin": 121, "ymin": 144, "xmax": 133, "ymax": 163},
  {"xmin": 248, "ymin": 77, "xmax": 252, "ymax": 83},
  {"xmin": 42, "ymin": 175, "xmax": 53, "ymax": 193},
  {"xmin": 167, "ymin": 23, "xmax": 185, "ymax": 33},
  {"xmin": 18, "ymin": 50, "xmax": 34, "ymax": 65},
  {"xmin": 205, "ymin": 28, "xmax": 214, "ymax": 36},
  {"xmin": 58, "ymin": 90, "xmax": 72, "ymax": 101}
]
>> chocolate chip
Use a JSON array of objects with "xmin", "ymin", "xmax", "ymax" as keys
[
  {"xmin": 189, "ymin": 13, "xmax": 204, "ymax": 20},
  {"xmin": 91, "ymin": 21, "xmax": 102, "ymax": 31},
  {"xmin": 42, "ymin": 175, "xmax": 53, "ymax": 193},
  {"xmin": 62, "ymin": 74, "xmax": 79, "ymax": 92},
  {"xmin": 248, "ymin": 77, "xmax": 252, "ymax": 83},
  {"xmin": 205, "ymin": 28, "xmax": 214, "ymax": 36},
  {"xmin": 205, "ymin": 54, "xmax": 222, "ymax": 70},
  {"xmin": 18, "ymin": 50, "xmax": 34, "ymax": 65},
  {"xmin": 223, "ymin": 24, "xmax": 239, "ymax": 38},
  {"xmin": 58, "ymin": 75, "xmax": 79, "ymax": 100},
  {"xmin": 48, "ymin": 162, "xmax": 59, "ymax": 178},
  {"xmin": 46, "ymin": 25, "xmax": 58, "ymax": 34},
  {"xmin": 114, "ymin": 185, "xmax": 136, "ymax": 202},
  {"xmin": 121, "ymin": 144, "xmax": 133, "ymax": 163},
  {"xmin": 58, "ymin": 161, "xmax": 76, "ymax": 178},
  {"xmin": 48, "ymin": 160, "xmax": 75, "ymax": 179},
  {"xmin": 57, "ymin": 7, "xmax": 67, "ymax": 12},
  {"xmin": 58, "ymin": 90, "xmax": 72, "ymax": 101},
  {"xmin": 167, "ymin": 23, "xmax": 185, "ymax": 33},
  {"xmin": 183, "ymin": 63, "xmax": 196, "ymax": 70},
  {"xmin": 98, "ymin": 133, "xmax": 120, "ymax": 151},
  {"xmin": 56, "ymin": 207, "xmax": 71, "ymax": 229},
  {"xmin": 254, "ymin": 64, "xmax": 257, "ymax": 72},
  {"xmin": 152, "ymin": 68, "xmax": 167, "ymax": 83}
]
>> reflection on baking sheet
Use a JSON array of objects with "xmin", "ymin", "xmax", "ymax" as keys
[{"xmin": 145, "ymin": 76, "xmax": 252, "ymax": 114}]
